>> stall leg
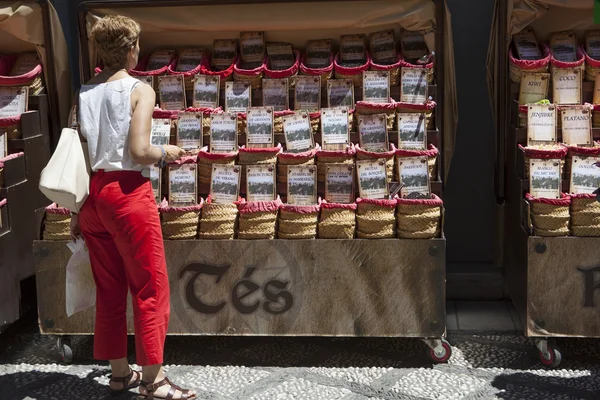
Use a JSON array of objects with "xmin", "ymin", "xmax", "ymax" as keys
[
  {"xmin": 423, "ymin": 337, "xmax": 452, "ymax": 363},
  {"xmin": 57, "ymin": 336, "xmax": 73, "ymax": 364},
  {"xmin": 535, "ymin": 338, "xmax": 561, "ymax": 368}
]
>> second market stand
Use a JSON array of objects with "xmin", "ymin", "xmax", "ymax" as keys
[{"xmin": 33, "ymin": 0, "xmax": 457, "ymax": 364}]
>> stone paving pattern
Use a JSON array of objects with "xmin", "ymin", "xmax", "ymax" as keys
[{"xmin": 1, "ymin": 313, "xmax": 600, "ymax": 400}]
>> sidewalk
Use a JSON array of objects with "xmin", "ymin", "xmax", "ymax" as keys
[{"xmin": 1, "ymin": 301, "xmax": 599, "ymax": 400}]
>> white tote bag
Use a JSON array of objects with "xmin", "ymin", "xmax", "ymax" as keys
[{"xmin": 39, "ymin": 105, "xmax": 91, "ymax": 212}]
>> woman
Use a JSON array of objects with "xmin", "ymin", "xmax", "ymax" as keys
[{"xmin": 69, "ymin": 15, "xmax": 196, "ymax": 400}]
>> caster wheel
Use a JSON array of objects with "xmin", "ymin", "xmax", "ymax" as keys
[
  {"xmin": 57, "ymin": 337, "xmax": 73, "ymax": 364},
  {"xmin": 429, "ymin": 338, "xmax": 452, "ymax": 363},
  {"xmin": 539, "ymin": 345, "xmax": 561, "ymax": 368}
]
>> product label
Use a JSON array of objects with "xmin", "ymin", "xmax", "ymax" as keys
[
  {"xmin": 586, "ymin": 30, "xmax": 600, "ymax": 60},
  {"xmin": 400, "ymin": 68, "xmax": 428, "ymax": 104},
  {"xmin": 169, "ymin": 163, "xmax": 197, "ymax": 205},
  {"xmin": 397, "ymin": 113, "xmax": 426, "ymax": 149},
  {"xmin": 210, "ymin": 113, "xmax": 237, "ymax": 153},
  {"xmin": 325, "ymin": 163, "xmax": 355, "ymax": 204},
  {"xmin": 570, "ymin": 156, "xmax": 600, "ymax": 194},
  {"xmin": 225, "ymin": 81, "xmax": 251, "ymax": 113},
  {"xmin": 561, "ymin": 106, "xmax": 592, "ymax": 146},
  {"xmin": 240, "ymin": 31, "xmax": 265, "ymax": 64},
  {"xmin": 357, "ymin": 114, "xmax": 388, "ymax": 152},
  {"xmin": 357, "ymin": 159, "xmax": 389, "ymax": 199},
  {"xmin": 397, "ymin": 156, "xmax": 430, "ymax": 198},
  {"xmin": 266, "ymin": 43, "xmax": 295, "ymax": 70},
  {"xmin": 553, "ymin": 68, "xmax": 582, "ymax": 105},
  {"xmin": 340, "ymin": 34, "xmax": 366, "ymax": 62},
  {"xmin": 327, "ymin": 79, "xmax": 354, "ymax": 108},
  {"xmin": 193, "ymin": 75, "xmax": 220, "ymax": 109},
  {"xmin": 529, "ymin": 159, "xmax": 561, "ymax": 199},
  {"xmin": 0, "ymin": 86, "xmax": 28, "ymax": 118},
  {"xmin": 177, "ymin": 112, "xmax": 203, "ymax": 150},
  {"xmin": 150, "ymin": 119, "xmax": 171, "ymax": 146},
  {"xmin": 10, "ymin": 53, "xmax": 39, "ymax": 76},
  {"xmin": 527, "ymin": 104, "xmax": 556, "ymax": 146},
  {"xmin": 370, "ymin": 30, "xmax": 396, "ymax": 62},
  {"xmin": 262, "ymin": 78, "xmax": 289, "ymax": 111},
  {"xmin": 246, "ymin": 107, "xmax": 274, "ymax": 146},
  {"xmin": 283, "ymin": 112, "xmax": 313, "ymax": 153},
  {"xmin": 294, "ymin": 75, "xmax": 321, "ymax": 111},
  {"xmin": 321, "ymin": 107, "xmax": 350, "ymax": 149},
  {"xmin": 513, "ymin": 28, "xmax": 542, "ymax": 60},
  {"xmin": 246, "ymin": 164, "xmax": 276, "ymax": 202},
  {"xmin": 147, "ymin": 50, "xmax": 175, "ymax": 71},
  {"xmin": 210, "ymin": 164, "xmax": 241, "ymax": 204},
  {"xmin": 287, "ymin": 165, "xmax": 317, "ymax": 205},
  {"xmin": 176, "ymin": 48, "xmax": 204, "ymax": 72},
  {"xmin": 159, "ymin": 75, "xmax": 186, "ymax": 110},
  {"xmin": 400, "ymin": 31, "xmax": 428, "ymax": 61},
  {"xmin": 305, "ymin": 39, "xmax": 332, "ymax": 68},
  {"xmin": 211, "ymin": 39, "xmax": 238, "ymax": 69},
  {"xmin": 550, "ymin": 31, "xmax": 577, "ymax": 63},
  {"xmin": 518, "ymin": 73, "xmax": 550, "ymax": 105},
  {"xmin": 363, "ymin": 71, "xmax": 390, "ymax": 103}
]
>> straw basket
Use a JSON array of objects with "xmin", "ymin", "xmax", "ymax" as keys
[
  {"xmin": 564, "ymin": 144, "xmax": 600, "ymax": 178},
  {"xmin": 197, "ymin": 149, "xmax": 238, "ymax": 185},
  {"xmin": 550, "ymin": 46, "xmax": 586, "ymax": 79},
  {"xmin": 400, "ymin": 57, "xmax": 434, "ymax": 84},
  {"xmin": 318, "ymin": 202, "xmax": 356, "ymax": 239},
  {"xmin": 238, "ymin": 146, "xmax": 281, "ymax": 186},
  {"xmin": 310, "ymin": 110, "xmax": 354, "ymax": 134},
  {"xmin": 333, "ymin": 53, "xmax": 371, "ymax": 87},
  {"xmin": 584, "ymin": 49, "xmax": 600, "ymax": 82},
  {"xmin": 264, "ymin": 50, "xmax": 301, "ymax": 87},
  {"xmin": 508, "ymin": 45, "xmax": 551, "ymax": 83},
  {"xmin": 526, "ymin": 193, "xmax": 570, "ymax": 236},
  {"xmin": 234, "ymin": 57, "xmax": 267, "ymax": 89},
  {"xmin": 167, "ymin": 53, "xmax": 208, "ymax": 91},
  {"xmin": 200, "ymin": 54, "xmax": 237, "ymax": 89},
  {"xmin": 0, "ymin": 53, "xmax": 45, "ymax": 95},
  {"xmin": 278, "ymin": 204, "xmax": 319, "ymax": 239},
  {"xmin": 198, "ymin": 199, "xmax": 238, "ymax": 239},
  {"xmin": 237, "ymin": 198, "xmax": 281, "ymax": 239},
  {"xmin": 395, "ymin": 101, "xmax": 436, "ymax": 130},
  {"xmin": 299, "ymin": 53, "xmax": 334, "ymax": 87},
  {"xmin": 356, "ymin": 198, "xmax": 397, "ymax": 239},
  {"xmin": 356, "ymin": 144, "xmax": 396, "ymax": 182},
  {"xmin": 316, "ymin": 145, "xmax": 356, "ymax": 185},
  {"xmin": 396, "ymin": 194, "xmax": 443, "ymax": 239},
  {"xmin": 570, "ymin": 194, "xmax": 600, "ymax": 236},
  {"xmin": 160, "ymin": 201, "xmax": 203, "ymax": 240},
  {"xmin": 355, "ymin": 101, "xmax": 397, "ymax": 130},
  {"xmin": 277, "ymin": 147, "xmax": 317, "ymax": 186},
  {"xmin": 370, "ymin": 55, "xmax": 403, "ymax": 86},
  {"xmin": 127, "ymin": 54, "xmax": 177, "ymax": 91},
  {"xmin": 42, "ymin": 204, "xmax": 71, "ymax": 241},
  {"xmin": 519, "ymin": 144, "xmax": 568, "ymax": 179},
  {"xmin": 395, "ymin": 145, "xmax": 439, "ymax": 181}
]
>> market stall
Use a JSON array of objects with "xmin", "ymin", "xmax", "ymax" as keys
[
  {"xmin": 0, "ymin": 0, "xmax": 70, "ymax": 332},
  {"xmin": 33, "ymin": 0, "xmax": 457, "ymax": 364},
  {"xmin": 487, "ymin": 0, "xmax": 600, "ymax": 367}
]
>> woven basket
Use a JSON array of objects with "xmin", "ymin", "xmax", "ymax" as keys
[
  {"xmin": 42, "ymin": 204, "xmax": 71, "ymax": 241},
  {"xmin": 355, "ymin": 101, "xmax": 397, "ymax": 130},
  {"xmin": 550, "ymin": 46, "xmax": 586, "ymax": 78},
  {"xmin": 356, "ymin": 144, "xmax": 396, "ymax": 182},
  {"xmin": 356, "ymin": 198, "xmax": 397, "ymax": 238},
  {"xmin": 310, "ymin": 109, "xmax": 355, "ymax": 135},
  {"xmin": 508, "ymin": 44, "xmax": 551, "ymax": 83},
  {"xmin": 526, "ymin": 193, "xmax": 570, "ymax": 236},
  {"xmin": 264, "ymin": 50, "xmax": 301, "ymax": 87},
  {"xmin": 519, "ymin": 144, "xmax": 567, "ymax": 179},
  {"xmin": 197, "ymin": 149, "xmax": 238, "ymax": 185},
  {"xmin": 237, "ymin": 198, "xmax": 281, "ymax": 239},
  {"xmin": 278, "ymin": 204, "xmax": 319, "ymax": 239},
  {"xmin": 234, "ymin": 57, "xmax": 267, "ymax": 89},
  {"xmin": 316, "ymin": 146, "xmax": 356, "ymax": 184},
  {"xmin": 571, "ymin": 195, "xmax": 600, "ymax": 213},
  {"xmin": 584, "ymin": 49, "xmax": 600, "ymax": 81},
  {"xmin": 318, "ymin": 202, "xmax": 356, "ymax": 239},
  {"xmin": 160, "ymin": 201, "xmax": 203, "ymax": 240},
  {"xmin": 299, "ymin": 53, "xmax": 334, "ymax": 87},
  {"xmin": 198, "ymin": 200, "xmax": 238, "ymax": 239},
  {"xmin": 395, "ymin": 101, "xmax": 436, "ymax": 130},
  {"xmin": 200, "ymin": 53, "xmax": 237, "ymax": 89},
  {"xmin": 564, "ymin": 144, "xmax": 600, "ymax": 178},
  {"xmin": 400, "ymin": 57, "xmax": 435, "ymax": 84},
  {"xmin": 370, "ymin": 54, "xmax": 403, "ymax": 86},
  {"xmin": 238, "ymin": 146, "xmax": 281, "ymax": 187},
  {"xmin": 277, "ymin": 147, "xmax": 317, "ymax": 186},
  {"xmin": 396, "ymin": 194, "xmax": 443, "ymax": 239},
  {"xmin": 395, "ymin": 144, "xmax": 439, "ymax": 181},
  {"xmin": 570, "ymin": 194, "xmax": 600, "ymax": 236},
  {"xmin": 0, "ymin": 53, "xmax": 45, "ymax": 95},
  {"xmin": 333, "ymin": 52, "xmax": 371, "ymax": 87},
  {"xmin": 167, "ymin": 53, "xmax": 208, "ymax": 91},
  {"xmin": 126, "ymin": 54, "xmax": 177, "ymax": 91}
]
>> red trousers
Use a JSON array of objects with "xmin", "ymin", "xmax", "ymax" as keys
[{"xmin": 79, "ymin": 170, "xmax": 170, "ymax": 366}]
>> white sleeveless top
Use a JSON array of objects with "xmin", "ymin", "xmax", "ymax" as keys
[{"xmin": 79, "ymin": 76, "xmax": 144, "ymax": 172}]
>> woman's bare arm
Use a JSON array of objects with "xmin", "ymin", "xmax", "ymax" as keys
[{"xmin": 128, "ymin": 83, "xmax": 163, "ymax": 165}]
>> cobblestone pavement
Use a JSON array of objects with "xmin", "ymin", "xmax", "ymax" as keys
[{"xmin": 1, "ymin": 315, "xmax": 600, "ymax": 400}]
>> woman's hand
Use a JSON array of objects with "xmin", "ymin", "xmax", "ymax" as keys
[
  {"xmin": 163, "ymin": 145, "xmax": 185, "ymax": 163},
  {"xmin": 70, "ymin": 214, "xmax": 81, "ymax": 242}
]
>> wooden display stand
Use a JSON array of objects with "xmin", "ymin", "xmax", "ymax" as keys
[
  {"xmin": 0, "ymin": 0, "xmax": 70, "ymax": 332},
  {"xmin": 489, "ymin": 0, "xmax": 600, "ymax": 367},
  {"xmin": 33, "ymin": 0, "xmax": 456, "ymax": 363}
]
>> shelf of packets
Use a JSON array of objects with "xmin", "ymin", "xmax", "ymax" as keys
[
  {"xmin": 97, "ymin": 30, "xmax": 437, "ymax": 118},
  {"xmin": 0, "ymin": 52, "xmax": 46, "ymax": 188}
]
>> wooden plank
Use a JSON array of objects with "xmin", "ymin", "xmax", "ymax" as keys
[
  {"xmin": 34, "ymin": 238, "xmax": 446, "ymax": 337},
  {"xmin": 527, "ymin": 236, "xmax": 600, "ymax": 337}
]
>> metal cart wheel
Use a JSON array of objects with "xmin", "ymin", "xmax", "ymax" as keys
[
  {"xmin": 423, "ymin": 337, "xmax": 452, "ymax": 363},
  {"xmin": 57, "ymin": 336, "xmax": 73, "ymax": 364},
  {"xmin": 536, "ymin": 339, "xmax": 561, "ymax": 368}
]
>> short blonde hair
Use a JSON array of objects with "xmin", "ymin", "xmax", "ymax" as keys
[{"xmin": 91, "ymin": 15, "xmax": 140, "ymax": 68}]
